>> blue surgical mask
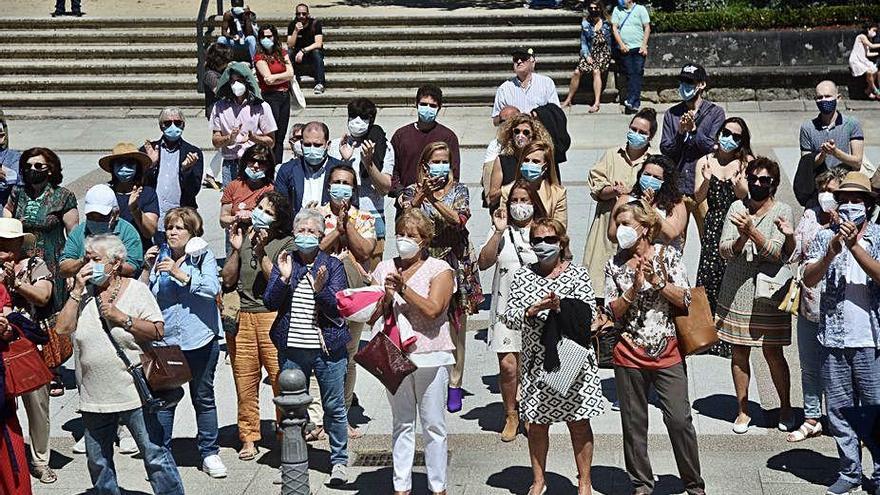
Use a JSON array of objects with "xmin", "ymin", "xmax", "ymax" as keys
[
  {"xmin": 163, "ymin": 123, "xmax": 183, "ymax": 141},
  {"xmin": 245, "ymin": 167, "xmax": 266, "ymax": 181},
  {"xmin": 718, "ymin": 134, "xmax": 739, "ymax": 153},
  {"xmin": 113, "ymin": 163, "xmax": 137, "ymax": 183},
  {"xmin": 617, "ymin": 0, "xmax": 626, "ymax": 8},
  {"xmin": 520, "ymin": 162, "xmax": 544, "ymax": 182},
  {"xmin": 90, "ymin": 263, "xmax": 108, "ymax": 286},
  {"xmin": 679, "ymin": 82, "xmax": 698, "ymax": 101},
  {"xmin": 417, "ymin": 104, "xmax": 438, "ymax": 123},
  {"xmin": 86, "ymin": 219, "xmax": 112, "ymax": 235},
  {"xmin": 532, "ymin": 242, "xmax": 561, "ymax": 263},
  {"xmin": 250, "ymin": 208, "xmax": 274, "ymax": 230},
  {"xmin": 260, "ymin": 38, "xmax": 274, "ymax": 51},
  {"xmin": 626, "ymin": 130, "xmax": 649, "ymax": 149},
  {"xmin": 294, "ymin": 234, "xmax": 320, "ymax": 253},
  {"xmin": 838, "ymin": 202, "xmax": 867, "ymax": 226},
  {"xmin": 303, "ymin": 145, "xmax": 326, "ymax": 166},
  {"xmin": 816, "ymin": 98, "xmax": 837, "ymax": 115},
  {"xmin": 639, "ymin": 175, "xmax": 664, "ymax": 193},
  {"xmin": 428, "ymin": 162, "xmax": 450, "ymax": 178},
  {"xmin": 329, "ymin": 183, "xmax": 353, "ymax": 202},
  {"xmin": 232, "ymin": 6, "xmax": 244, "ymax": 15}
]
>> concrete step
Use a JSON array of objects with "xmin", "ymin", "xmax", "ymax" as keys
[{"xmin": 0, "ymin": 59, "xmax": 200, "ymax": 75}]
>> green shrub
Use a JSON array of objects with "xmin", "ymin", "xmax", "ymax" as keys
[{"xmin": 652, "ymin": 5, "xmax": 880, "ymax": 32}]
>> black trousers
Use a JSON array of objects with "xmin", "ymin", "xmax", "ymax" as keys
[{"xmin": 262, "ymin": 89, "xmax": 290, "ymax": 164}]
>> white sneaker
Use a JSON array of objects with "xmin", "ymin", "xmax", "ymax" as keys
[
  {"xmin": 72, "ymin": 436, "xmax": 86, "ymax": 454},
  {"xmin": 314, "ymin": 84, "xmax": 325, "ymax": 95},
  {"xmin": 118, "ymin": 435, "xmax": 139, "ymax": 455},
  {"xmin": 202, "ymin": 454, "xmax": 228, "ymax": 478},
  {"xmin": 328, "ymin": 464, "xmax": 347, "ymax": 486},
  {"xmin": 273, "ymin": 467, "xmax": 283, "ymax": 485}
]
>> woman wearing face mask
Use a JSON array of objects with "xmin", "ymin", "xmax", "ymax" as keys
[
  {"xmin": 254, "ymin": 25, "xmax": 294, "ymax": 163},
  {"xmin": 220, "ymin": 144, "xmax": 276, "ymax": 231},
  {"xmin": 477, "ymin": 180, "xmax": 544, "ymax": 442},
  {"xmin": 693, "ymin": 117, "xmax": 753, "ymax": 358},
  {"xmin": 716, "ymin": 157, "xmax": 796, "ymax": 434},
  {"xmin": 608, "ymin": 154, "xmax": 686, "ymax": 249},
  {"xmin": 141, "ymin": 208, "xmax": 226, "ymax": 478},
  {"xmin": 605, "ymin": 200, "xmax": 706, "ymax": 495},
  {"xmin": 502, "ymin": 140, "xmax": 567, "ymax": 228},
  {"xmin": 487, "ymin": 114, "xmax": 553, "ymax": 207},
  {"xmin": 562, "ymin": 0, "xmax": 612, "ymax": 112},
  {"xmin": 501, "ymin": 218, "xmax": 602, "ymax": 495},
  {"xmin": 55, "ymin": 234, "xmax": 184, "ymax": 495},
  {"xmin": 222, "ymin": 191, "xmax": 293, "ymax": 460},
  {"xmin": 584, "ymin": 107, "xmax": 657, "ymax": 300},
  {"xmin": 4, "ymin": 148, "xmax": 78, "ymax": 398},
  {"xmin": 398, "ymin": 141, "xmax": 482, "ymax": 413},
  {"xmin": 264, "ymin": 208, "xmax": 351, "ymax": 487},
  {"xmin": 100, "ymin": 144, "xmax": 160, "ymax": 250},
  {"xmin": 368, "ymin": 208, "xmax": 455, "ymax": 495},
  {"xmin": 785, "ymin": 167, "xmax": 847, "ymax": 443}
]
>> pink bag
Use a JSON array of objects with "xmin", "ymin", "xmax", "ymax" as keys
[{"xmin": 335, "ymin": 286, "xmax": 385, "ymax": 323}]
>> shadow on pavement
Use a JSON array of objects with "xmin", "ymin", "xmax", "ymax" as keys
[
  {"xmin": 482, "ymin": 373, "xmax": 500, "ymax": 394},
  {"xmin": 347, "ymin": 466, "xmax": 429, "ymax": 494},
  {"xmin": 487, "ymin": 465, "xmax": 579, "ymax": 494},
  {"xmin": 692, "ymin": 394, "xmax": 766, "ymax": 426},
  {"xmin": 461, "ymin": 400, "xmax": 505, "ymax": 433},
  {"xmin": 593, "ymin": 466, "xmax": 689, "ymax": 495},
  {"xmin": 766, "ymin": 448, "xmax": 836, "ymax": 486}
]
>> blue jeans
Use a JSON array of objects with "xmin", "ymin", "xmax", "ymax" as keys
[
  {"xmin": 217, "ymin": 35, "xmax": 257, "ymax": 61},
  {"xmin": 279, "ymin": 346, "xmax": 348, "ymax": 465},
  {"xmin": 152, "ymin": 339, "xmax": 221, "ymax": 459},
  {"xmin": 797, "ymin": 318, "xmax": 823, "ymax": 419},
  {"xmin": 620, "ymin": 48, "xmax": 646, "ymax": 109},
  {"xmin": 821, "ymin": 346, "xmax": 880, "ymax": 484},
  {"xmin": 83, "ymin": 408, "xmax": 183, "ymax": 495},
  {"xmin": 292, "ymin": 49, "xmax": 326, "ymax": 86},
  {"xmin": 221, "ymin": 158, "xmax": 239, "ymax": 186}
]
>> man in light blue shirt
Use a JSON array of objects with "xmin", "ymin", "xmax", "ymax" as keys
[
  {"xmin": 0, "ymin": 113, "xmax": 22, "ymax": 206},
  {"xmin": 612, "ymin": 0, "xmax": 651, "ymax": 113}
]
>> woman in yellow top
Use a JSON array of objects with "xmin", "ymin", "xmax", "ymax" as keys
[
  {"xmin": 582, "ymin": 107, "xmax": 657, "ymax": 297},
  {"xmin": 500, "ymin": 140, "xmax": 567, "ymax": 228}
]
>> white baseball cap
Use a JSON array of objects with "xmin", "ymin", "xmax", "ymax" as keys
[{"xmin": 84, "ymin": 184, "xmax": 118, "ymax": 215}]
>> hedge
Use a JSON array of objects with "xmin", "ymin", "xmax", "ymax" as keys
[{"xmin": 651, "ymin": 5, "xmax": 880, "ymax": 32}]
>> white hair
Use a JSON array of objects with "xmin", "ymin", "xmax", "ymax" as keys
[
  {"xmin": 158, "ymin": 107, "xmax": 185, "ymax": 123},
  {"xmin": 85, "ymin": 234, "xmax": 128, "ymax": 265},
  {"xmin": 293, "ymin": 208, "xmax": 325, "ymax": 236}
]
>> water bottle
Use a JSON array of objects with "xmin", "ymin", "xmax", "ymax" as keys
[{"xmin": 158, "ymin": 243, "xmax": 171, "ymax": 285}]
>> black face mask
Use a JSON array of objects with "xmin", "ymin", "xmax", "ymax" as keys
[
  {"xmin": 748, "ymin": 183, "xmax": 772, "ymax": 202},
  {"xmin": 24, "ymin": 168, "xmax": 48, "ymax": 185}
]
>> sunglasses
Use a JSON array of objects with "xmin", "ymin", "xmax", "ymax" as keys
[
  {"xmin": 27, "ymin": 161, "xmax": 50, "ymax": 170},
  {"xmin": 530, "ymin": 235, "xmax": 559, "ymax": 245},
  {"xmin": 513, "ymin": 128, "xmax": 532, "ymax": 137},
  {"xmin": 513, "ymin": 57, "xmax": 529, "ymax": 65},
  {"xmin": 720, "ymin": 128, "xmax": 742, "ymax": 140},
  {"xmin": 296, "ymin": 12, "xmax": 308, "ymax": 16},
  {"xmin": 161, "ymin": 120, "xmax": 184, "ymax": 128},
  {"xmin": 747, "ymin": 174, "xmax": 773, "ymax": 186}
]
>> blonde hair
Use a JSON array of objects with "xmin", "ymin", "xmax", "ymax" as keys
[
  {"xmin": 165, "ymin": 207, "xmax": 204, "ymax": 237},
  {"xmin": 530, "ymin": 217, "xmax": 572, "ymax": 260},
  {"xmin": 499, "ymin": 114, "xmax": 553, "ymax": 155},
  {"xmin": 395, "ymin": 208, "xmax": 435, "ymax": 241},
  {"xmin": 416, "ymin": 141, "xmax": 452, "ymax": 182},
  {"xmin": 516, "ymin": 140, "xmax": 560, "ymax": 186},
  {"xmin": 615, "ymin": 199, "xmax": 662, "ymax": 241}
]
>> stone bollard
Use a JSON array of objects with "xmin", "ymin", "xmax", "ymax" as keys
[{"xmin": 273, "ymin": 368, "xmax": 313, "ymax": 495}]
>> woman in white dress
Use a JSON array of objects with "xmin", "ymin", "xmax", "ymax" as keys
[{"xmin": 849, "ymin": 24, "xmax": 880, "ymax": 100}]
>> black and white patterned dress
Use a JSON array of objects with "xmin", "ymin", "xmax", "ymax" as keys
[{"xmin": 502, "ymin": 262, "xmax": 605, "ymax": 424}]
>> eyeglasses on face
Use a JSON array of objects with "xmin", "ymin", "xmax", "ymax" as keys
[
  {"xmin": 720, "ymin": 128, "xmax": 742, "ymax": 140},
  {"xmin": 513, "ymin": 128, "xmax": 532, "ymax": 137},
  {"xmin": 747, "ymin": 174, "xmax": 773, "ymax": 186},
  {"xmin": 160, "ymin": 120, "xmax": 184, "ymax": 128},
  {"xmin": 530, "ymin": 235, "xmax": 559, "ymax": 245}
]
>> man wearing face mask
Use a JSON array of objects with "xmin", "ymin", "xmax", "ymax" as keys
[
  {"xmin": 275, "ymin": 121, "xmax": 345, "ymax": 217},
  {"xmin": 612, "ymin": 0, "xmax": 651, "ymax": 114},
  {"xmin": 390, "ymin": 85, "xmax": 461, "ymax": 196},
  {"xmin": 288, "ymin": 122, "xmax": 305, "ymax": 161},
  {"xmin": 800, "ymin": 80, "xmax": 865, "ymax": 172},
  {"xmin": 217, "ymin": 0, "xmax": 258, "ymax": 60},
  {"xmin": 100, "ymin": 143, "xmax": 160, "ymax": 250},
  {"xmin": 210, "ymin": 62, "xmax": 277, "ymax": 186},
  {"xmin": 660, "ymin": 64, "xmax": 725, "ymax": 234},
  {"xmin": 329, "ymin": 98, "xmax": 393, "ymax": 268},
  {"xmin": 0, "ymin": 113, "xmax": 22, "ymax": 207},
  {"xmin": 140, "ymin": 108, "xmax": 203, "ymax": 242},
  {"xmin": 59, "ymin": 184, "xmax": 143, "ymax": 279},
  {"xmin": 491, "ymin": 47, "xmax": 560, "ymax": 126},
  {"xmin": 803, "ymin": 172, "xmax": 880, "ymax": 495}
]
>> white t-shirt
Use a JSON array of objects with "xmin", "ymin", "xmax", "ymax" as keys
[
  {"xmin": 328, "ymin": 136, "xmax": 395, "ymax": 237},
  {"xmin": 302, "ymin": 163, "xmax": 327, "ymax": 206}
]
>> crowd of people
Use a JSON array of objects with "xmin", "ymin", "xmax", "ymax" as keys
[{"xmin": 2, "ymin": 3, "xmax": 880, "ymax": 495}]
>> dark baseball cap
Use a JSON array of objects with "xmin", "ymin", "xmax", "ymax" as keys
[
  {"xmin": 679, "ymin": 63, "xmax": 707, "ymax": 83},
  {"xmin": 511, "ymin": 47, "xmax": 535, "ymax": 61}
]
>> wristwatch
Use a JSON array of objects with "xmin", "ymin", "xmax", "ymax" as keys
[{"xmin": 124, "ymin": 316, "xmax": 134, "ymax": 332}]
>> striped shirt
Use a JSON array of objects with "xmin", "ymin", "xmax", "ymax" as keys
[{"xmin": 286, "ymin": 273, "xmax": 322, "ymax": 349}]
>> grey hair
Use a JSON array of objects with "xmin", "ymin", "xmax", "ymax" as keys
[
  {"xmin": 293, "ymin": 208, "xmax": 325, "ymax": 236},
  {"xmin": 85, "ymin": 234, "xmax": 128, "ymax": 265},
  {"xmin": 158, "ymin": 107, "xmax": 185, "ymax": 123}
]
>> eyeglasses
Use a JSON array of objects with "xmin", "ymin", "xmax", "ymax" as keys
[
  {"xmin": 513, "ymin": 57, "xmax": 529, "ymax": 65},
  {"xmin": 262, "ymin": 34, "xmax": 274, "ymax": 39},
  {"xmin": 513, "ymin": 128, "xmax": 532, "ymax": 137},
  {"xmin": 720, "ymin": 128, "xmax": 742, "ymax": 140},
  {"xmin": 747, "ymin": 174, "xmax": 773, "ymax": 186},
  {"xmin": 296, "ymin": 11, "xmax": 308, "ymax": 16},
  {"xmin": 27, "ymin": 161, "xmax": 50, "ymax": 170},
  {"xmin": 530, "ymin": 235, "xmax": 559, "ymax": 245},
  {"xmin": 160, "ymin": 120, "xmax": 184, "ymax": 128}
]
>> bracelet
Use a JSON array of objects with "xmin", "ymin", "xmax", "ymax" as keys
[
  {"xmin": 621, "ymin": 291, "xmax": 634, "ymax": 304},
  {"xmin": 70, "ymin": 294, "xmax": 82, "ymax": 304}
]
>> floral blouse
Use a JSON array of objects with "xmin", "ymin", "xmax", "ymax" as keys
[
  {"xmin": 792, "ymin": 207, "xmax": 826, "ymax": 323},
  {"xmin": 604, "ymin": 243, "xmax": 691, "ymax": 358}
]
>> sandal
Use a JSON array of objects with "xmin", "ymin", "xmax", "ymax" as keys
[
  {"xmin": 238, "ymin": 445, "xmax": 259, "ymax": 461},
  {"xmin": 588, "ymin": 104, "xmax": 600, "ymax": 113},
  {"xmin": 786, "ymin": 421, "xmax": 822, "ymax": 442},
  {"xmin": 33, "ymin": 465, "xmax": 57, "ymax": 484},
  {"xmin": 348, "ymin": 425, "xmax": 363, "ymax": 439},
  {"xmin": 49, "ymin": 375, "xmax": 64, "ymax": 397},
  {"xmin": 305, "ymin": 426, "xmax": 326, "ymax": 442}
]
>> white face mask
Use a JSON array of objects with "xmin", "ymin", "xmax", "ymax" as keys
[
  {"xmin": 231, "ymin": 81, "xmax": 247, "ymax": 97},
  {"xmin": 817, "ymin": 191, "xmax": 838, "ymax": 213},
  {"xmin": 396, "ymin": 236, "xmax": 421, "ymax": 260},
  {"xmin": 347, "ymin": 117, "xmax": 370, "ymax": 137},
  {"xmin": 510, "ymin": 203, "xmax": 534, "ymax": 222},
  {"xmin": 616, "ymin": 225, "xmax": 640, "ymax": 250},
  {"xmin": 292, "ymin": 141, "xmax": 303, "ymax": 157}
]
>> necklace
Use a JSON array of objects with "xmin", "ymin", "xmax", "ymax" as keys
[{"xmin": 100, "ymin": 277, "xmax": 123, "ymax": 305}]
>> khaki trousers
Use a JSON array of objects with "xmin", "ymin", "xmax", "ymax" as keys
[
  {"xmin": 449, "ymin": 315, "xmax": 468, "ymax": 389},
  {"xmin": 21, "ymin": 384, "xmax": 50, "ymax": 467},
  {"xmin": 227, "ymin": 311, "xmax": 280, "ymax": 443}
]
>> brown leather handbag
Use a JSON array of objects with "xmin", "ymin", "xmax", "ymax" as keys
[
  {"xmin": 673, "ymin": 287, "xmax": 719, "ymax": 355},
  {"xmin": 3, "ymin": 325, "xmax": 54, "ymax": 396},
  {"xmin": 141, "ymin": 345, "xmax": 192, "ymax": 392},
  {"xmin": 40, "ymin": 322, "xmax": 73, "ymax": 369},
  {"xmin": 354, "ymin": 313, "xmax": 416, "ymax": 394}
]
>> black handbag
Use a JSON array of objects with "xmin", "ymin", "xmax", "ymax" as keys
[{"xmin": 95, "ymin": 298, "xmax": 184, "ymax": 414}]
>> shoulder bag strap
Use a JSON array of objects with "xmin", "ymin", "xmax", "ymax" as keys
[
  {"xmin": 93, "ymin": 296, "xmax": 135, "ymax": 369},
  {"xmin": 618, "ymin": 6, "xmax": 636, "ymax": 31},
  {"xmin": 508, "ymin": 228, "xmax": 525, "ymax": 266}
]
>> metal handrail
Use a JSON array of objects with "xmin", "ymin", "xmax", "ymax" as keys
[{"xmin": 196, "ymin": 0, "xmax": 224, "ymax": 94}]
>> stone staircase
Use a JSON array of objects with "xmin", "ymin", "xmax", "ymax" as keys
[{"xmin": 0, "ymin": 12, "xmax": 610, "ymax": 109}]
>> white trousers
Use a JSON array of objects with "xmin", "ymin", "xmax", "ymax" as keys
[{"xmin": 388, "ymin": 365, "xmax": 450, "ymax": 492}]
